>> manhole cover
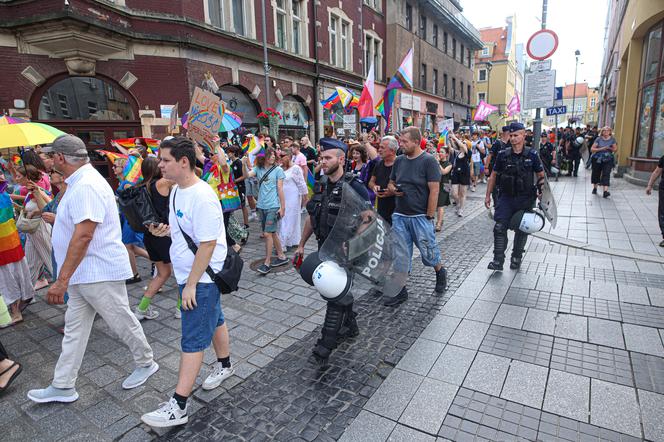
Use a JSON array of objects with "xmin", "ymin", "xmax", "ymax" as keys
[{"xmin": 249, "ymin": 258, "xmax": 293, "ymax": 274}]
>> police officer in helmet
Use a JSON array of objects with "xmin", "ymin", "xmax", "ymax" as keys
[
  {"xmin": 295, "ymin": 138, "xmax": 370, "ymax": 362},
  {"xmin": 484, "ymin": 122, "xmax": 545, "ymax": 270}
]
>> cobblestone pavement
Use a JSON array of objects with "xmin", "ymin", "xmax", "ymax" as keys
[{"xmin": 3, "ymin": 167, "xmax": 664, "ymax": 441}]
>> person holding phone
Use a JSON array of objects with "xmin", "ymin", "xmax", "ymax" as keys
[{"xmin": 368, "ymin": 135, "xmax": 398, "ymax": 225}]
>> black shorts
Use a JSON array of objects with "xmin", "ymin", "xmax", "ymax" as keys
[
  {"xmin": 237, "ymin": 186, "xmax": 246, "ymax": 208},
  {"xmin": 143, "ymin": 232, "xmax": 172, "ymax": 264},
  {"xmin": 451, "ymin": 173, "xmax": 470, "ymax": 186}
]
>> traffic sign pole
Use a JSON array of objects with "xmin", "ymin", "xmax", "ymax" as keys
[{"xmin": 532, "ymin": 0, "xmax": 550, "ymax": 152}]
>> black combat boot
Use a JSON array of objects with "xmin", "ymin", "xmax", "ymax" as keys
[
  {"xmin": 510, "ymin": 231, "xmax": 528, "ymax": 269},
  {"xmin": 435, "ymin": 267, "xmax": 447, "ymax": 293},
  {"xmin": 384, "ymin": 286, "xmax": 408, "ymax": 306},
  {"xmin": 312, "ymin": 303, "xmax": 344, "ymax": 366},
  {"xmin": 338, "ymin": 304, "xmax": 359, "ymax": 338},
  {"xmin": 488, "ymin": 223, "xmax": 508, "ymax": 271}
]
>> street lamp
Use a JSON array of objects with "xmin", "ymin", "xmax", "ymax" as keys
[
  {"xmin": 570, "ymin": 49, "xmax": 580, "ymax": 126},
  {"xmin": 486, "ymin": 61, "xmax": 493, "ymax": 104}
]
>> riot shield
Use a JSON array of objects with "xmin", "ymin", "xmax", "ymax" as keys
[
  {"xmin": 539, "ymin": 174, "xmax": 558, "ymax": 229},
  {"xmin": 319, "ymin": 183, "xmax": 409, "ymax": 299}
]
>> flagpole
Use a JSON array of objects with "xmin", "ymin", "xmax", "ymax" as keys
[{"xmin": 410, "ymin": 43, "xmax": 414, "ymax": 131}]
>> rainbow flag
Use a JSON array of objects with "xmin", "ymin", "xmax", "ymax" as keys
[
  {"xmin": 438, "ymin": 128, "xmax": 448, "ymax": 149},
  {"xmin": 98, "ymin": 150, "xmax": 128, "ymax": 163},
  {"xmin": 306, "ymin": 168, "xmax": 315, "ymax": 193},
  {"xmin": 0, "ymin": 193, "xmax": 24, "ymax": 266},
  {"xmin": 11, "ymin": 154, "xmax": 22, "ymax": 167},
  {"xmin": 320, "ymin": 91, "xmax": 340, "ymax": 109},
  {"xmin": 122, "ymin": 155, "xmax": 143, "ymax": 185},
  {"xmin": 113, "ymin": 138, "xmax": 160, "ymax": 150},
  {"xmin": 386, "ymin": 47, "xmax": 414, "ymax": 92}
]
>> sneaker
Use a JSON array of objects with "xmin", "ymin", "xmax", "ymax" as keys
[
  {"xmin": 126, "ymin": 274, "xmax": 142, "ymax": 284},
  {"xmin": 603, "ymin": 191, "xmax": 610, "ymax": 198},
  {"xmin": 174, "ymin": 308, "xmax": 181, "ymax": 319},
  {"xmin": 257, "ymin": 263, "xmax": 271, "ymax": 275},
  {"xmin": 471, "ymin": 185, "xmax": 476, "ymax": 192},
  {"xmin": 122, "ymin": 362, "xmax": 159, "ymax": 389},
  {"xmin": 151, "ymin": 263, "xmax": 157, "ymax": 278},
  {"xmin": 202, "ymin": 362, "xmax": 234, "ymax": 390},
  {"xmin": 141, "ymin": 397, "xmax": 188, "ymax": 428},
  {"xmin": 248, "ymin": 212, "xmax": 258, "ymax": 222},
  {"xmin": 457, "ymin": 209, "xmax": 463, "ymax": 217},
  {"xmin": 435, "ymin": 267, "xmax": 447, "ymax": 293},
  {"xmin": 270, "ymin": 257, "xmax": 290, "ymax": 268},
  {"xmin": 134, "ymin": 305, "xmax": 159, "ymax": 321},
  {"xmin": 592, "ymin": 188, "xmax": 597, "ymax": 195},
  {"xmin": 384, "ymin": 286, "xmax": 408, "ymax": 306},
  {"xmin": 27, "ymin": 385, "xmax": 79, "ymax": 403}
]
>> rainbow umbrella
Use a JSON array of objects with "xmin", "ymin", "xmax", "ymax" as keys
[
  {"xmin": 0, "ymin": 121, "xmax": 66, "ymax": 149},
  {"xmin": 219, "ymin": 110, "xmax": 242, "ymax": 132},
  {"xmin": 0, "ymin": 116, "xmax": 29, "ymax": 125}
]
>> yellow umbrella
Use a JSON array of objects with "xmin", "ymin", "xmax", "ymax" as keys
[{"xmin": 0, "ymin": 121, "xmax": 66, "ymax": 149}]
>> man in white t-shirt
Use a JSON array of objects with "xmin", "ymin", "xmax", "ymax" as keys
[
  {"xmin": 141, "ymin": 137, "xmax": 233, "ymax": 428},
  {"xmin": 28, "ymin": 135, "xmax": 157, "ymax": 404}
]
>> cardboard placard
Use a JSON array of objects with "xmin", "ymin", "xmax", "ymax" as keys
[
  {"xmin": 168, "ymin": 102, "xmax": 178, "ymax": 134},
  {"xmin": 187, "ymin": 87, "xmax": 225, "ymax": 150}
]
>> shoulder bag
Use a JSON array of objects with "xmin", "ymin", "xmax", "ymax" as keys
[{"xmin": 173, "ymin": 188, "xmax": 243, "ymax": 294}]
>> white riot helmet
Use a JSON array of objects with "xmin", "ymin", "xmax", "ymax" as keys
[
  {"xmin": 550, "ymin": 166, "xmax": 560, "ymax": 174},
  {"xmin": 509, "ymin": 210, "xmax": 545, "ymax": 234},
  {"xmin": 299, "ymin": 252, "xmax": 353, "ymax": 302},
  {"xmin": 575, "ymin": 136, "xmax": 585, "ymax": 146}
]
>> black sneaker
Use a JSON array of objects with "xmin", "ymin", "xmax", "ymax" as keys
[
  {"xmin": 488, "ymin": 260, "xmax": 503, "ymax": 271},
  {"xmin": 603, "ymin": 191, "xmax": 610, "ymax": 198},
  {"xmin": 435, "ymin": 267, "xmax": 447, "ymax": 293},
  {"xmin": 384, "ymin": 287, "xmax": 408, "ymax": 306},
  {"xmin": 592, "ymin": 188, "xmax": 597, "ymax": 195},
  {"xmin": 126, "ymin": 274, "xmax": 142, "ymax": 284},
  {"xmin": 659, "ymin": 239, "xmax": 664, "ymax": 247},
  {"xmin": 256, "ymin": 264, "xmax": 271, "ymax": 275}
]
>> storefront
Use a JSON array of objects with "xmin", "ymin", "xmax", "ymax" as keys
[
  {"xmin": 30, "ymin": 74, "xmax": 141, "ymax": 182},
  {"xmin": 276, "ymin": 95, "xmax": 311, "ymax": 140},
  {"xmin": 634, "ymin": 20, "xmax": 664, "ymax": 162}
]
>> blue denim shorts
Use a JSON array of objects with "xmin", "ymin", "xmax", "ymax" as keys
[
  {"xmin": 392, "ymin": 213, "xmax": 442, "ymax": 273},
  {"xmin": 179, "ymin": 282, "xmax": 225, "ymax": 353},
  {"xmin": 257, "ymin": 208, "xmax": 280, "ymax": 233}
]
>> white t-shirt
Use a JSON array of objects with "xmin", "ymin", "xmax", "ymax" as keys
[
  {"xmin": 169, "ymin": 180, "xmax": 227, "ymax": 285},
  {"xmin": 471, "ymin": 140, "xmax": 484, "ymax": 162},
  {"xmin": 52, "ymin": 164, "xmax": 132, "ymax": 284}
]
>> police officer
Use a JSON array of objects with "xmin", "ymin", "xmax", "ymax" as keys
[
  {"xmin": 539, "ymin": 133, "xmax": 557, "ymax": 177},
  {"xmin": 484, "ymin": 125, "xmax": 511, "ymax": 204},
  {"xmin": 295, "ymin": 138, "xmax": 370, "ymax": 363},
  {"xmin": 485, "ymin": 122, "xmax": 545, "ymax": 271}
]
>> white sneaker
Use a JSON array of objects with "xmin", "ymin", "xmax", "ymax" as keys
[
  {"xmin": 174, "ymin": 308, "xmax": 181, "ymax": 319},
  {"xmin": 248, "ymin": 212, "xmax": 258, "ymax": 222},
  {"xmin": 134, "ymin": 305, "xmax": 159, "ymax": 320},
  {"xmin": 471, "ymin": 185, "xmax": 476, "ymax": 192},
  {"xmin": 202, "ymin": 362, "xmax": 234, "ymax": 390},
  {"xmin": 141, "ymin": 397, "xmax": 188, "ymax": 428}
]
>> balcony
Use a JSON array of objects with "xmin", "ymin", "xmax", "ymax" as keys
[{"xmin": 422, "ymin": 0, "xmax": 483, "ymax": 49}]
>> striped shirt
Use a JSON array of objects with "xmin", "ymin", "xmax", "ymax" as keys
[{"xmin": 52, "ymin": 163, "xmax": 132, "ymax": 284}]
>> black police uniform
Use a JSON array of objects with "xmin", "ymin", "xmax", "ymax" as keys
[
  {"xmin": 488, "ymin": 126, "xmax": 511, "ymax": 203},
  {"xmin": 306, "ymin": 138, "xmax": 370, "ymax": 362},
  {"xmin": 489, "ymin": 124, "xmax": 544, "ymax": 270},
  {"xmin": 539, "ymin": 140, "xmax": 556, "ymax": 176}
]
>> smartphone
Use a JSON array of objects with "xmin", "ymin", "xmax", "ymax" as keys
[{"xmin": 395, "ymin": 184, "xmax": 404, "ymax": 193}]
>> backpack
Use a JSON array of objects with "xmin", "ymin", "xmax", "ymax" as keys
[{"xmin": 117, "ymin": 185, "xmax": 163, "ymax": 233}]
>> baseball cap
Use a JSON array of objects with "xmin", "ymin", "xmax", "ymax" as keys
[{"xmin": 41, "ymin": 134, "xmax": 88, "ymax": 157}]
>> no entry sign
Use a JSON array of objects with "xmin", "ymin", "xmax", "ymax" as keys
[{"xmin": 527, "ymin": 29, "xmax": 559, "ymax": 60}]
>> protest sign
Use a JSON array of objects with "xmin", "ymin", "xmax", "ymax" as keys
[
  {"xmin": 186, "ymin": 87, "xmax": 225, "ymax": 150},
  {"xmin": 437, "ymin": 118, "xmax": 454, "ymax": 133},
  {"xmin": 168, "ymin": 102, "xmax": 178, "ymax": 134}
]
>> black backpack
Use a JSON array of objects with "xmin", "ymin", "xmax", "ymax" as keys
[{"xmin": 117, "ymin": 185, "xmax": 163, "ymax": 233}]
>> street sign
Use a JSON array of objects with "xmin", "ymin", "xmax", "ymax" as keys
[
  {"xmin": 546, "ymin": 105, "xmax": 567, "ymax": 116},
  {"xmin": 526, "ymin": 29, "xmax": 559, "ymax": 60},
  {"xmin": 554, "ymin": 87, "xmax": 563, "ymax": 101},
  {"xmin": 531, "ymin": 60, "xmax": 552, "ymax": 71},
  {"xmin": 524, "ymin": 69, "xmax": 556, "ymax": 109}
]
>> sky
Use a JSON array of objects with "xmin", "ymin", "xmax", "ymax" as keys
[{"xmin": 462, "ymin": 0, "xmax": 608, "ymax": 87}]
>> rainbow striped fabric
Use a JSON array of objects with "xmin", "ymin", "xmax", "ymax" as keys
[
  {"xmin": 122, "ymin": 155, "xmax": 143, "ymax": 186},
  {"xmin": 98, "ymin": 150, "xmax": 128, "ymax": 163},
  {"xmin": 0, "ymin": 192, "xmax": 25, "ymax": 266},
  {"xmin": 306, "ymin": 168, "xmax": 316, "ymax": 194}
]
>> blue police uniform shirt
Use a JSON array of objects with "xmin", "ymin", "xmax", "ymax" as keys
[{"xmin": 493, "ymin": 147, "xmax": 543, "ymax": 176}]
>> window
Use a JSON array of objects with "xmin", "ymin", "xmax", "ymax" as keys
[
  {"xmin": 467, "ymin": 85, "xmax": 471, "ymax": 104},
  {"xmin": 330, "ymin": 16, "xmax": 338, "ymax": 65},
  {"xmin": 58, "ymin": 94, "xmax": 70, "ymax": 118},
  {"xmin": 433, "ymin": 25, "xmax": 438, "ymax": 47},
  {"xmin": 420, "ymin": 15, "xmax": 427, "ymax": 40},
  {"xmin": 405, "ymin": 3, "xmax": 412, "ymax": 31},
  {"xmin": 590, "ymin": 97, "xmax": 596, "ymax": 107},
  {"xmin": 433, "ymin": 69, "xmax": 438, "ymax": 95},
  {"xmin": 341, "ymin": 21, "xmax": 349, "ymax": 70},
  {"xmin": 452, "ymin": 38, "xmax": 457, "ymax": 59},
  {"xmin": 443, "ymin": 73, "xmax": 448, "ymax": 97},
  {"xmin": 460, "ymin": 81, "xmax": 464, "ymax": 100},
  {"xmin": 481, "ymin": 46, "xmax": 489, "ymax": 56},
  {"xmin": 276, "ymin": 0, "xmax": 287, "ymax": 48},
  {"xmin": 467, "ymin": 49, "xmax": 471, "ymax": 67},
  {"xmin": 363, "ymin": 0, "xmax": 381, "ymax": 11},
  {"xmin": 41, "ymin": 96, "xmax": 54, "ymax": 115},
  {"xmin": 292, "ymin": 0, "xmax": 303, "ymax": 53},
  {"xmin": 460, "ymin": 44, "xmax": 464, "ymax": 64},
  {"xmin": 231, "ymin": 0, "xmax": 245, "ymax": 35},
  {"xmin": 364, "ymin": 32, "xmax": 383, "ymax": 80},
  {"xmin": 208, "ymin": 0, "xmax": 224, "ymax": 29},
  {"xmin": 576, "ymin": 104, "xmax": 583, "ymax": 112},
  {"xmin": 443, "ymin": 32, "xmax": 448, "ymax": 53},
  {"xmin": 635, "ymin": 21, "xmax": 664, "ymax": 158},
  {"xmin": 420, "ymin": 64, "xmax": 427, "ymax": 90},
  {"xmin": 478, "ymin": 69, "xmax": 487, "ymax": 81},
  {"xmin": 452, "ymin": 78, "xmax": 456, "ymax": 99},
  {"xmin": 87, "ymin": 101, "xmax": 98, "ymax": 115},
  {"xmin": 478, "ymin": 92, "xmax": 486, "ymax": 102}
]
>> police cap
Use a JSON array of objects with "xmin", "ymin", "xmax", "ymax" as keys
[
  {"xmin": 508, "ymin": 122, "xmax": 525, "ymax": 133},
  {"xmin": 319, "ymin": 138, "xmax": 348, "ymax": 154},
  {"xmin": 501, "ymin": 125, "xmax": 510, "ymax": 132}
]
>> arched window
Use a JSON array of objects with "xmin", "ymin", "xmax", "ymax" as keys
[
  {"xmin": 38, "ymin": 77, "xmax": 136, "ymax": 121},
  {"xmin": 218, "ymin": 84, "xmax": 260, "ymax": 128}
]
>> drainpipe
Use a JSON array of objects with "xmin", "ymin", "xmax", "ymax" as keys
[{"xmin": 312, "ymin": 0, "xmax": 321, "ymax": 140}]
